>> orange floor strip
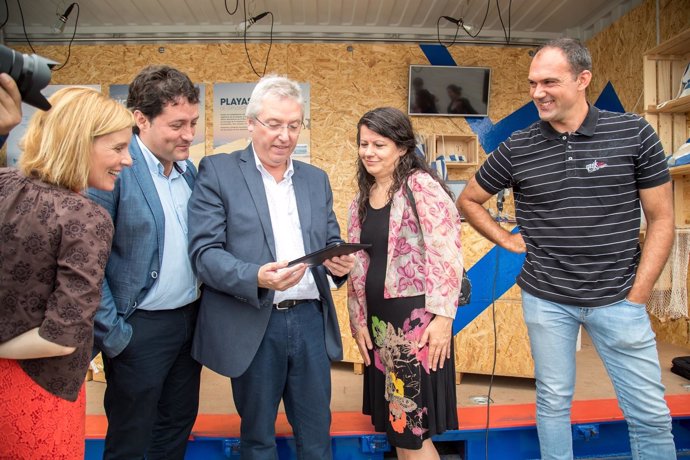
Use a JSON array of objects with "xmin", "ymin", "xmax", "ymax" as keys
[{"xmin": 85, "ymin": 394, "xmax": 690, "ymax": 440}]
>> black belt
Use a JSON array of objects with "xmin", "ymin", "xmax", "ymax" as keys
[{"xmin": 273, "ymin": 299, "xmax": 317, "ymax": 310}]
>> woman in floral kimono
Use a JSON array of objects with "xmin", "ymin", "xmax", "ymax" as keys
[{"xmin": 347, "ymin": 107, "xmax": 464, "ymax": 457}]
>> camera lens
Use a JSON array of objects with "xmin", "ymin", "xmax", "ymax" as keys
[{"xmin": 0, "ymin": 45, "xmax": 55, "ymax": 110}]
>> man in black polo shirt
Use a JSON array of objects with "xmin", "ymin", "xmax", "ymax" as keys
[{"xmin": 458, "ymin": 38, "xmax": 676, "ymax": 459}]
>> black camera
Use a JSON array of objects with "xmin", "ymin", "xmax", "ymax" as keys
[{"xmin": 0, "ymin": 45, "xmax": 56, "ymax": 110}]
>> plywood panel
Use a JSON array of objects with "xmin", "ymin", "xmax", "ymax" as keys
[
  {"xmin": 333, "ymin": 288, "xmax": 363, "ymax": 364},
  {"xmin": 4, "ymin": 0, "xmax": 685, "ymax": 370},
  {"xmin": 673, "ymin": 114, "xmax": 689, "ymax": 153},
  {"xmin": 659, "ymin": 113, "xmax": 675, "ymax": 150},
  {"xmin": 643, "ymin": 56, "xmax": 659, "ymax": 111},
  {"xmin": 658, "ymin": 60, "xmax": 673, "ymax": 103},
  {"xmin": 651, "ymin": 314, "xmax": 690, "ymax": 348},
  {"xmin": 454, "ymin": 299, "xmax": 534, "ymax": 378},
  {"xmin": 587, "ymin": 0, "xmax": 690, "ymax": 113}
]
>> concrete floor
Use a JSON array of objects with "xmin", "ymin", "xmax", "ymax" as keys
[{"xmin": 86, "ymin": 331, "xmax": 690, "ymax": 416}]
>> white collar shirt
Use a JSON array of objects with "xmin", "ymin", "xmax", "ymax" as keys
[{"xmin": 252, "ymin": 148, "xmax": 319, "ymax": 304}]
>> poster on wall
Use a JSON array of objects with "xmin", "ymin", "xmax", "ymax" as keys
[
  {"xmin": 5, "ymin": 84, "xmax": 101, "ymax": 167},
  {"xmin": 212, "ymin": 82, "xmax": 311, "ymax": 162},
  {"xmin": 109, "ymin": 83, "xmax": 207, "ymax": 166}
]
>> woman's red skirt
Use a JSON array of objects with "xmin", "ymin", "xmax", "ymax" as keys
[{"xmin": 0, "ymin": 358, "xmax": 85, "ymax": 459}]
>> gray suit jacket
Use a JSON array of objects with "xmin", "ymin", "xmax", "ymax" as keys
[
  {"xmin": 87, "ymin": 137, "xmax": 196, "ymax": 358},
  {"xmin": 188, "ymin": 146, "xmax": 344, "ymax": 378}
]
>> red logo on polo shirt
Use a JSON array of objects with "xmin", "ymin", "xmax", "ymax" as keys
[{"xmin": 586, "ymin": 160, "xmax": 607, "ymax": 173}]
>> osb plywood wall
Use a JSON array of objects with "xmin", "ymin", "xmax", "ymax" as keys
[
  {"xmin": 454, "ymin": 224, "xmax": 533, "ymax": 377},
  {"xmin": 7, "ymin": 39, "xmax": 536, "ymax": 372},
  {"xmin": 587, "ymin": 0, "xmax": 690, "ymax": 113},
  {"xmin": 588, "ymin": 0, "xmax": 690, "ymax": 349},
  {"xmin": 8, "ymin": 41, "xmax": 532, "ymax": 218},
  {"xmin": 5, "ymin": 0, "xmax": 688, "ymax": 371}
]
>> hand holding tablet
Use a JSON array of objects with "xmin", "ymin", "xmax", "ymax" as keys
[{"xmin": 287, "ymin": 242, "xmax": 371, "ymax": 267}]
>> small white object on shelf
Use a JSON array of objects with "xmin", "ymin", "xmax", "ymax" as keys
[{"xmin": 668, "ymin": 139, "xmax": 690, "ymax": 167}]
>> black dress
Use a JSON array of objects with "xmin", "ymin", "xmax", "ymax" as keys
[{"xmin": 360, "ymin": 201, "xmax": 458, "ymax": 449}]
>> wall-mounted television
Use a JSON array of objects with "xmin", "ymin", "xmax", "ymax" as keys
[{"xmin": 408, "ymin": 65, "xmax": 491, "ymax": 117}]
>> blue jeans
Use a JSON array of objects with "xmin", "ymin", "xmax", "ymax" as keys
[
  {"xmin": 231, "ymin": 300, "xmax": 332, "ymax": 460},
  {"xmin": 521, "ymin": 290, "xmax": 676, "ymax": 460}
]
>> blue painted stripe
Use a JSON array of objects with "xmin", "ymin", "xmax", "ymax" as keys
[
  {"xmin": 466, "ymin": 103, "xmax": 539, "ymax": 153},
  {"xmin": 454, "ymin": 227, "xmax": 524, "ymax": 334},
  {"xmin": 419, "ymin": 44, "xmax": 457, "ymax": 66}
]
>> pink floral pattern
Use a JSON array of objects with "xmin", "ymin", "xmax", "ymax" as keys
[
  {"xmin": 347, "ymin": 171, "xmax": 463, "ymax": 334},
  {"xmin": 371, "ymin": 307, "xmax": 434, "ymax": 439}
]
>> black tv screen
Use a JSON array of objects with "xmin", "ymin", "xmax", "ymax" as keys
[{"xmin": 408, "ymin": 65, "xmax": 491, "ymax": 117}]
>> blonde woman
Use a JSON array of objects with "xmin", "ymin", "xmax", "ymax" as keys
[{"xmin": 0, "ymin": 87, "xmax": 134, "ymax": 459}]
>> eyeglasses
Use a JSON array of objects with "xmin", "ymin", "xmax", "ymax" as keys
[{"xmin": 254, "ymin": 117, "xmax": 303, "ymax": 134}]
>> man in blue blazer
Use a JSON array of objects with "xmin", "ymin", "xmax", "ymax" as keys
[
  {"xmin": 88, "ymin": 66, "xmax": 202, "ymax": 460},
  {"xmin": 188, "ymin": 75, "xmax": 354, "ymax": 460}
]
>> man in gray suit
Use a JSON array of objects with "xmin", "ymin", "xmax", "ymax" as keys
[
  {"xmin": 88, "ymin": 66, "xmax": 201, "ymax": 460},
  {"xmin": 188, "ymin": 75, "xmax": 354, "ymax": 460}
]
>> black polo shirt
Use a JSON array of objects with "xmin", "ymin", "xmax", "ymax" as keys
[{"xmin": 476, "ymin": 105, "xmax": 670, "ymax": 307}]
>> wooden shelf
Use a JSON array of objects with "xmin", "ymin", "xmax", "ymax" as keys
[
  {"xmin": 670, "ymin": 164, "xmax": 690, "ymax": 178},
  {"xmin": 446, "ymin": 161, "xmax": 478, "ymax": 168},
  {"xmin": 671, "ymin": 164, "xmax": 690, "ymax": 228},
  {"xmin": 644, "ymin": 28, "xmax": 690, "ymax": 58},
  {"xmin": 647, "ymin": 94, "xmax": 690, "ymax": 114},
  {"xmin": 643, "ymin": 28, "xmax": 690, "ymax": 156},
  {"xmin": 429, "ymin": 134, "xmax": 478, "ymax": 166}
]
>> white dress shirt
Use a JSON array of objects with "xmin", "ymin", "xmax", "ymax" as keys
[{"xmin": 253, "ymin": 149, "xmax": 320, "ymax": 304}]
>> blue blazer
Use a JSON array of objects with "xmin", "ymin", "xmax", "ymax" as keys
[
  {"xmin": 188, "ymin": 146, "xmax": 345, "ymax": 378},
  {"xmin": 87, "ymin": 137, "xmax": 196, "ymax": 358}
]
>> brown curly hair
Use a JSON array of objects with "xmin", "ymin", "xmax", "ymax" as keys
[{"xmin": 355, "ymin": 107, "xmax": 451, "ymax": 222}]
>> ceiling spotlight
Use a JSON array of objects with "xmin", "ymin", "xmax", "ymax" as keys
[
  {"xmin": 441, "ymin": 16, "xmax": 462, "ymax": 25},
  {"xmin": 441, "ymin": 15, "xmax": 472, "ymax": 31},
  {"xmin": 236, "ymin": 11, "xmax": 269, "ymax": 32},
  {"xmin": 52, "ymin": 3, "xmax": 77, "ymax": 34}
]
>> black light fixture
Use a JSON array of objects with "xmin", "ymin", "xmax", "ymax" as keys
[
  {"xmin": 52, "ymin": 3, "xmax": 77, "ymax": 34},
  {"xmin": 441, "ymin": 15, "xmax": 473, "ymax": 32},
  {"xmin": 236, "ymin": 11, "xmax": 269, "ymax": 32},
  {"xmin": 441, "ymin": 15, "xmax": 461, "ymax": 25}
]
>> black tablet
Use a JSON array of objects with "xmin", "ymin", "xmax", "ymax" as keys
[{"xmin": 287, "ymin": 242, "xmax": 371, "ymax": 267}]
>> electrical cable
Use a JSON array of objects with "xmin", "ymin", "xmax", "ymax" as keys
[
  {"xmin": 484, "ymin": 240, "xmax": 500, "ymax": 459},
  {"xmin": 53, "ymin": 3, "xmax": 79, "ymax": 71},
  {"xmin": 15, "ymin": 0, "xmax": 35, "ymax": 53},
  {"xmin": 484, "ymin": 199, "xmax": 504, "ymax": 460},
  {"xmin": 506, "ymin": 0, "xmax": 513, "ymax": 45},
  {"xmin": 496, "ymin": 0, "xmax": 513, "ymax": 44},
  {"xmin": 0, "ymin": 0, "xmax": 9, "ymax": 30},
  {"xmin": 631, "ymin": 89, "xmax": 644, "ymax": 113},
  {"xmin": 241, "ymin": 0, "xmax": 273, "ymax": 78},
  {"xmin": 436, "ymin": 15, "xmax": 461, "ymax": 48},
  {"xmin": 224, "ymin": 0, "xmax": 238, "ymax": 16},
  {"xmin": 459, "ymin": 0, "xmax": 492, "ymax": 39},
  {"xmin": 242, "ymin": 12, "xmax": 273, "ymax": 78},
  {"xmin": 436, "ymin": 0, "xmax": 491, "ymax": 46}
]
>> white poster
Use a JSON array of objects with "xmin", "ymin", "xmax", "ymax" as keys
[{"xmin": 213, "ymin": 82, "xmax": 311, "ymax": 162}]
